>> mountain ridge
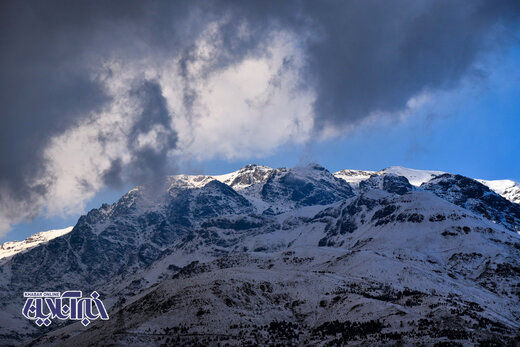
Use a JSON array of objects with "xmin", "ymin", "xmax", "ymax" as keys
[{"xmin": 0, "ymin": 164, "xmax": 519, "ymax": 346}]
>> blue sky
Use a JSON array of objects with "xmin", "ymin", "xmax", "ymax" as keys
[{"xmin": 4, "ymin": 45, "xmax": 519, "ymax": 243}]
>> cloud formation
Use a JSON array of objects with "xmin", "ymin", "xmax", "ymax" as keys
[{"xmin": 0, "ymin": 0, "xmax": 519, "ymax": 235}]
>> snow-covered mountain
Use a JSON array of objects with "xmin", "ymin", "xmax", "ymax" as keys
[
  {"xmin": 337, "ymin": 166, "xmax": 520, "ymax": 205},
  {"xmin": 478, "ymin": 179, "xmax": 520, "ymax": 204},
  {"xmin": 0, "ymin": 226, "xmax": 73, "ymax": 265},
  {"xmin": 1, "ymin": 164, "xmax": 519, "ymax": 346}
]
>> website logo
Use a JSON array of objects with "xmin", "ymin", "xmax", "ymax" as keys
[{"xmin": 22, "ymin": 291, "xmax": 109, "ymax": 327}]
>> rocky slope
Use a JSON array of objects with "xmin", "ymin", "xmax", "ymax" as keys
[{"xmin": 0, "ymin": 164, "xmax": 519, "ymax": 346}]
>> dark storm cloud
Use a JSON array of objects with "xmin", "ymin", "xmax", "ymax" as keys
[
  {"xmin": 127, "ymin": 80, "xmax": 178, "ymax": 185},
  {"xmin": 100, "ymin": 80, "xmax": 178, "ymax": 188},
  {"xmin": 230, "ymin": 0, "xmax": 520, "ymax": 128},
  {"xmin": 0, "ymin": 1, "xmax": 200, "ymax": 204},
  {"xmin": 1, "ymin": 0, "xmax": 519, "ymax": 228}
]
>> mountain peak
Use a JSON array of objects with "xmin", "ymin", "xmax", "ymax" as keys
[
  {"xmin": 213, "ymin": 164, "xmax": 274, "ymax": 189},
  {"xmin": 379, "ymin": 166, "xmax": 445, "ymax": 186}
]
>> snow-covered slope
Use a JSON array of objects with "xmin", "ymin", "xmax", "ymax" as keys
[
  {"xmin": 478, "ymin": 179, "xmax": 520, "ymax": 204},
  {"xmin": 422, "ymin": 174, "xmax": 520, "ymax": 232},
  {"xmin": 379, "ymin": 166, "xmax": 445, "ymax": 186},
  {"xmin": 0, "ymin": 226, "xmax": 73, "ymax": 264},
  {"xmin": 333, "ymin": 169, "xmax": 375, "ymax": 188},
  {"xmin": 1, "ymin": 164, "xmax": 519, "ymax": 346},
  {"xmin": 213, "ymin": 164, "xmax": 274, "ymax": 189}
]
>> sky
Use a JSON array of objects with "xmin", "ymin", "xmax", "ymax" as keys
[{"xmin": 1, "ymin": 0, "xmax": 520, "ymax": 242}]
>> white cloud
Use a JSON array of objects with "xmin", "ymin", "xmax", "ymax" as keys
[{"xmin": 169, "ymin": 31, "xmax": 315, "ymax": 159}]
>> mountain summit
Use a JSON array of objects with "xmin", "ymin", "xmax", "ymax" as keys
[{"xmin": 1, "ymin": 164, "xmax": 519, "ymax": 346}]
